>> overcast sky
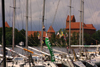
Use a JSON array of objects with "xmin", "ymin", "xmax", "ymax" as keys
[{"xmin": 0, "ymin": 0, "xmax": 100, "ymax": 32}]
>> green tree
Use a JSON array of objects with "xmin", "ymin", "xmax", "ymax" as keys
[
  {"xmin": 5, "ymin": 27, "xmax": 12, "ymax": 45},
  {"xmin": 71, "ymin": 32, "xmax": 79, "ymax": 45},
  {"xmin": 28, "ymin": 34, "xmax": 34, "ymax": 46},
  {"xmin": 92, "ymin": 30, "xmax": 100, "ymax": 44},
  {"xmin": 20, "ymin": 29, "xmax": 25, "ymax": 35},
  {"xmin": 56, "ymin": 28, "xmax": 68, "ymax": 46},
  {"xmin": 33, "ymin": 32, "xmax": 40, "ymax": 46},
  {"xmin": 0, "ymin": 27, "xmax": 26, "ymax": 46},
  {"xmin": 18, "ymin": 29, "xmax": 25, "ymax": 46},
  {"xmin": 50, "ymin": 33, "xmax": 56, "ymax": 45},
  {"xmin": 84, "ymin": 33, "xmax": 92, "ymax": 45},
  {"xmin": 28, "ymin": 32, "xmax": 40, "ymax": 46}
]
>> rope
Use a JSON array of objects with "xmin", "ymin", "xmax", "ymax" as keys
[{"xmin": 51, "ymin": 0, "xmax": 61, "ymax": 26}]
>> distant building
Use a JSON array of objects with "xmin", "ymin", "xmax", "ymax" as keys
[
  {"xmin": 28, "ymin": 26, "xmax": 55, "ymax": 40},
  {"xmin": 5, "ymin": 21, "xmax": 10, "ymax": 27},
  {"xmin": 28, "ymin": 31, "xmax": 46, "ymax": 40},
  {"xmin": 65, "ymin": 15, "xmax": 96, "ymax": 35},
  {"xmin": 0, "ymin": 21, "xmax": 10, "ymax": 28},
  {"xmin": 3, "ymin": 21, "xmax": 55, "ymax": 40},
  {"xmin": 47, "ymin": 26, "xmax": 55, "ymax": 39}
]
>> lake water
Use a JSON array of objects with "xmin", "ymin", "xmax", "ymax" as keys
[{"xmin": 0, "ymin": 46, "xmax": 100, "ymax": 56}]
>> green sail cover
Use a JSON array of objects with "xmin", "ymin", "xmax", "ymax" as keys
[{"xmin": 45, "ymin": 35, "xmax": 55, "ymax": 62}]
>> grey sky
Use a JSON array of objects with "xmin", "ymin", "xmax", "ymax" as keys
[{"xmin": 0, "ymin": 0, "xmax": 100, "ymax": 32}]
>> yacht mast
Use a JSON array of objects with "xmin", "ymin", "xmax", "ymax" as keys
[
  {"xmin": 1, "ymin": 0, "xmax": 6, "ymax": 66},
  {"xmin": 82, "ymin": 0, "xmax": 84, "ymax": 45},
  {"xmin": 12, "ymin": 0, "xmax": 16, "ymax": 50},
  {"xmin": 69, "ymin": 0, "xmax": 72, "ymax": 47},
  {"xmin": 26, "ymin": 0, "xmax": 28, "ymax": 51},
  {"xmin": 79, "ymin": 0, "xmax": 82, "ymax": 45},
  {"xmin": 41, "ymin": 0, "xmax": 45, "ymax": 51}
]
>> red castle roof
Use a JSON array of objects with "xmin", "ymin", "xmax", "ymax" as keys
[
  {"xmin": 28, "ymin": 31, "xmax": 47, "ymax": 37},
  {"xmin": 0, "ymin": 21, "xmax": 10, "ymax": 28},
  {"xmin": 28, "ymin": 31, "xmax": 51, "ymax": 40},
  {"xmin": 66, "ymin": 15, "xmax": 96, "ymax": 30},
  {"xmin": 47, "ymin": 26, "xmax": 55, "ymax": 33},
  {"xmin": 5, "ymin": 21, "xmax": 10, "ymax": 27},
  {"xmin": 66, "ymin": 22, "xmax": 96, "ymax": 30},
  {"xmin": 66, "ymin": 15, "xmax": 76, "ymax": 22}
]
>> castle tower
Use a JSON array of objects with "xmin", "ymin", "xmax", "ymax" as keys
[
  {"xmin": 47, "ymin": 26, "xmax": 55, "ymax": 39},
  {"xmin": 5, "ymin": 21, "xmax": 10, "ymax": 27},
  {"xmin": 66, "ymin": 15, "xmax": 76, "ymax": 27}
]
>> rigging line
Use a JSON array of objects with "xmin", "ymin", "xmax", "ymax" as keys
[
  {"xmin": 90, "ymin": 0, "xmax": 98, "ymax": 24},
  {"xmin": 61, "ymin": 0, "xmax": 68, "ymax": 13},
  {"xmin": 54, "ymin": 0, "xmax": 68, "ymax": 31},
  {"xmin": 29, "ymin": 0, "xmax": 32, "ymax": 35},
  {"xmin": 51, "ymin": 0, "xmax": 61, "ymax": 26},
  {"xmin": 7, "ymin": 0, "xmax": 13, "ymax": 27},
  {"xmin": 86, "ymin": 2, "xmax": 94, "ymax": 24},
  {"xmin": 91, "ymin": 0, "xmax": 100, "ymax": 29},
  {"xmin": 5, "ymin": 1, "xmax": 9, "ymax": 23},
  {"xmin": 29, "ymin": 1, "xmax": 36, "ymax": 45},
  {"xmin": 45, "ymin": 0, "xmax": 47, "ymax": 31},
  {"xmin": 58, "ymin": 0, "xmax": 67, "ymax": 29},
  {"xmin": 95, "ymin": 0, "xmax": 100, "ymax": 11},
  {"xmin": 96, "ymin": 1, "xmax": 100, "ymax": 25},
  {"xmin": 21, "ymin": 0, "xmax": 25, "ymax": 30},
  {"xmin": 18, "ymin": 0, "xmax": 39, "ymax": 45},
  {"xmin": 36, "ymin": 0, "xmax": 42, "ymax": 31},
  {"xmin": 71, "ymin": 0, "xmax": 74, "ymax": 15},
  {"xmin": 91, "ymin": 37, "xmax": 100, "ymax": 43},
  {"xmin": 10, "ymin": 0, "xmax": 13, "ymax": 26},
  {"xmin": 28, "ymin": 0, "xmax": 39, "ymax": 31},
  {"xmin": 72, "ymin": 0, "xmax": 75, "ymax": 15},
  {"xmin": 61, "ymin": 0, "xmax": 69, "ymax": 20},
  {"xmin": 19, "ymin": 30, "xmax": 38, "ymax": 45},
  {"xmin": 21, "ymin": 0, "xmax": 25, "ymax": 29},
  {"xmin": 29, "ymin": 0, "xmax": 33, "ymax": 31},
  {"xmin": 8, "ymin": 6, "xmax": 11, "ymax": 25},
  {"xmin": 36, "ymin": 1, "xmax": 40, "ymax": 31},
  {"xmin": 19, "ymin": 0, "xmax": 22, "ymax": 29},
  {"xmin": 85, "ymin": 0, "xmax": 97, "ymax": 41},
  {"xmin": 16, "ymin": 0, "xmax": 20, "ymax": 30},
  {"xmin": 7, "ymin": 0, "xmax": 11, "ymax": 26},
  {"xmin": 31, "ymin": 0, "xmax": 32, "ymax": 32},
  {"xmin": 19, "ymin": 0, "xmax": 23, "ymax": 30},
  {"xmin": 48, "ymin": 0, "xmax": 61, "ymax": 34},
  {"xmin": 85, "ymin": 0, "xmax": 95, "ymax": 25}
]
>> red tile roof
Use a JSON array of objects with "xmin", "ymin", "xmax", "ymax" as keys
[
  {"xmin": 85, "ymin": 24, "xmax": 96, "ymax": 30},
  {"xmin": 66, "ymin": 22, "xmax": 96, "ymax": 30},
  {"xmin": 28, "ymin": 31, "xmax": 49, "ymax": 38},
  {"xmin": 66, "ymin": 15, "xmax": 76, "ymax": 22},
  {"xmin": 47, "ymin": 26, "xmax": 55, "ymax": 33},
  {"xmin": 5, "ymin": 21, "xmax": 10, "ymax": 27}
]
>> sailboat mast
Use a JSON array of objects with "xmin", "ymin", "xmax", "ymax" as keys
[
  {"xmin": 1, "ymin": 0, "xmax": 6, "ymax": 66},
  {"xmin": 26, "ymin": 0, "xmax": 28, "ymax": 50},
  {"xmin": 82, "ymin": 0, "xmax": 84, "ymax": 45},
  {"xmin": 41, "ymin": 0, "xmax": 45, "ymax": 51},
  {"xmin": 79, "ymin": 0, "xmax": 82, "ymax": 45},
  {"xmin": 69, "ymin": 0, "xmax": 72, "ymax": 47},
  {"xmin": 12, "ymin": 0, "xmax": 16, "ymax": 50}
]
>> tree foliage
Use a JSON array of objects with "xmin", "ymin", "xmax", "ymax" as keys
[
  {"xmin": 1, "ymin": 27, "xmax": 100, "ymax": 47},
  {"xmin": 91, "ymin": 30, "xmax": 100, "ymax": 44},
  {"xmin": 0, "ymin": 27, "xmax": 41, "ymax": 46},
  {"xmin": 0, "ymin": 27, "xmax": 25, "ymax": 46},
  {"xmin": 71, "ymin": 32, "xmax": 79, "ymax": 45},
  {"xmin": 28, "ymin": 32, "xmax": 40, "ymax": 46}
]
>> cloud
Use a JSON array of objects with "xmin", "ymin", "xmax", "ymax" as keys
[
  {"xmin": 86, "ymin": 11, "xmax": 100, "ymax": 25},
  {"xmin": 0, "ymin": 0, "xmax": 100, "ymax": 31}
]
